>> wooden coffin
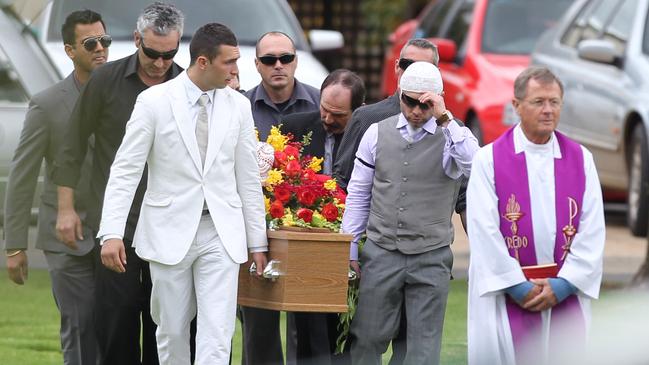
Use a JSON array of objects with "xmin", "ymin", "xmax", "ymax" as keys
[{"xmin": 237, "ymin": 229, "xmax": 352, "ymax": 312}]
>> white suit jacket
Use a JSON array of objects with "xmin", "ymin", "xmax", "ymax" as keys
[{"xmin": 98, "ymin": 73, "xmax": 267, "ymax": 265}]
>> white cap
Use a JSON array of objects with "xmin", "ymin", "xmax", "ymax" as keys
[{"xmin": 399, "ymin": 61, "xmax": 443, "ymax": 94}]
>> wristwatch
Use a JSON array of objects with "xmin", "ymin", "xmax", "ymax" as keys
[{"xmin": 437, "ymin": 110, "xmax": 453, "ymax": 124}]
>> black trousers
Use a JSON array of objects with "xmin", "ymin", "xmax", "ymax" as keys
[{"xmin": 94, "ymin": 239, "xmax": 197, "ymax": 365}]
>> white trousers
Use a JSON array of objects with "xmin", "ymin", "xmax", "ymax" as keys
[{"xmin": 149, "ymin": 215, "xmax": 239, "ymax": 365}]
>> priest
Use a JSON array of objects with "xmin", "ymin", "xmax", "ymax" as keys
[{"xmin": 466, "ymin": 66, "xmax": 606, "ymax": 365}]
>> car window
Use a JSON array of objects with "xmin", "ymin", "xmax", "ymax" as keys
[
  {"xmin": 603, "ymin": 0, "xmax": 638, "ymax": 53},
  {"xmin": 482, "ymin": 0, "xmax": 573, "ymax": 54},
  {"xmin": 416, "ymin": 0, "xmax": 454, "ymax": 38},
  {"xmin": 444, "ymin": 0, "xmax": 474, "ymax": 52},
  {"xmin": 561, "ymin": 0, "xmax": 624, "ymax": 47},
  {"xmin": 47, "ymin": 0, "xmax": 306, "ymax": 48},
  {"xmin": 0, "ymin": 43, "xmax": 28, "ymax": 103}
]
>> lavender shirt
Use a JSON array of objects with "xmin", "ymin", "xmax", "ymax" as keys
[{"xmin": 342, "ymin": 113, "xmax": 479, "ymax": 260}]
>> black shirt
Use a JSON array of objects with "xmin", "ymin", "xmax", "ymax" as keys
[{"xmin": 52, "ymin": 52, "xmax": 183, "ymax": 240}]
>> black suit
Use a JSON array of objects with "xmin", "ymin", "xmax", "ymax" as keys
[
  {"xmin": 282, "ymin": 111, "xmax": 343, "ymax": 165},
  {"xmin": 280, "ymin": 111, "xmax": 345, "ymax": 365}
]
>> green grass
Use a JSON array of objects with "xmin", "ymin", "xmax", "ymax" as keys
[{"xmin": 0, "ymin": 271, "xmax": 470, "ymax": 364}]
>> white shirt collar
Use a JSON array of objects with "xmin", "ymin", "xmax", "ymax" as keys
[
  {"xmin": 513, "ymin": 123, "xmax": 562, "ymax": 159},
  {"xmin": 396, "ymin": 113, "xmax": 438, "ymax": 134},
  {"xmin": 181, "ymin": 71, "xmax": 215, "ymax": 106}
]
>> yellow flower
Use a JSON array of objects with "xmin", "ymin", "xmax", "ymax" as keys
[
  {"xmin": 265, "ymin": 169, "xmax": 283, "ymax": 187},
  {"xmin": 283, "ymin": 209, "xmax": 295, "ymax": 226},
  {"xmin": 255, "ymin": 128, "xmax": 260, "ymax": 141},
  {"xmin": 324, "ymin": 179, "xmax": 337, "ymax": 191},
  {"xmin": 308, "ymin": 156, "xmax": 323, "ymax": 172},
  {"xmin": 266, "ymin": 126, "xmax": 288, "ymax": 151},
  {"xmin": 264, "ymin": 196, "xmax": 270, "ymax": 213}
]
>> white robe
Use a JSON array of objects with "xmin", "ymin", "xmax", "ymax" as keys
[{"xmin": 466, "ymin": 125, "xmax": 605, "ymax": 365}]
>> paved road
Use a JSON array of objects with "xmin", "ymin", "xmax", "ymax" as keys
[{"xmin": 1, "ymin": 207, "xmax": 646, "ymax": 285}]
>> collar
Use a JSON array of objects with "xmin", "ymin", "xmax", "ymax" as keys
[
  {"xmin": 180, "ymin": 71, "xmax": 215, "ymax": 105},
  {"xmin": 251, "ymin": 79, "xmax": 315, "ymax": 108},
  {"xmin": 513, "ymin": 123, "xmax": 561, "ymax": 158},
  {"xmin": 396, "ymin": 113, "xmax": 438, "ymax": 134}
]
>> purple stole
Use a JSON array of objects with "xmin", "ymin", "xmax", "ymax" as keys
[{"xmin": 493, "ymin": 127, "xmax": 585, "ymax": 363}]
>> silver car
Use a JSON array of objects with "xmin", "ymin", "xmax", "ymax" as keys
[
  {"xmin": 0, "ymin": 3, "xmax": 60, "ymax": 222},
  {"xmin": 531, "ymin": 0, "xmax": 649, "ymax": 236}
]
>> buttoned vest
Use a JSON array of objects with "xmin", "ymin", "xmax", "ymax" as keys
[{"xmin": 366, "ymin": 115, "xmax": 460, "ymax": 254}]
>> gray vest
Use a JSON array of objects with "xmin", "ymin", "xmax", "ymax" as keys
[{"xmin": 366, "ymin": 115, "xmax": 460, "ymax": 254}]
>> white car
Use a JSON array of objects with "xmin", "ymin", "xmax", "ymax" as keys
[
  {"xmin": 31, "ymin": 0, "xmax": 343, "ymax": 90},
  {"xmin": 0, "ymin": 2, "xmax": 60, "ymax": 221}
]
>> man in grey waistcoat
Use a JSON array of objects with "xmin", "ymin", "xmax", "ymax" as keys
[{"xmin": 341, "ymin": 62, "xmax": 479, "ymax": 364}]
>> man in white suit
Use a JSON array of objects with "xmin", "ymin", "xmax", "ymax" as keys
[{"xmin": 98, "ymin": 23, "xmax": 268, "ymax": 365}]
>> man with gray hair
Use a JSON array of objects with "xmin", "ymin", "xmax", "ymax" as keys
[
  {"xmin": 342, "ymin": 61, "xmax": 478, "ymax": 364},
  {"xmin": 52, "ymin": 2, "xmax": 184, "ymax": 364}
]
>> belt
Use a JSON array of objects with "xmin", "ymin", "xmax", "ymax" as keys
[{"xmin": 201, "ymin": 209, "xmax": 210, "ymax": 216}]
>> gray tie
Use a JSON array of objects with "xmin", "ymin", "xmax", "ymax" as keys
[
  {"xmin": 196, "ymin": 93, "xmax": 210, "ymax": 167},
  {"xmin": 323, "ymin": 133, "xmax": 335, "ymax": 175}
]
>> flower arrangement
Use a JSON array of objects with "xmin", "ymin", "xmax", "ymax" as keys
[{"xmin": 257, "ymin": 126, "xmax": 347, "ymax": 232}]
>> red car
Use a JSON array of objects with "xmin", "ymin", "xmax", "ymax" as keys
[{"xmin": 381, "ymin": 0, "xmax": 573, "ymax": 144}]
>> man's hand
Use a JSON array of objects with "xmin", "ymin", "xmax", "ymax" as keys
[
  {"xmin": 417, "ymin": 91, "xmax": 448, "ymax": 125},
  {"xmin": 101, "ymin": 239, "xmax": 127, "ymax": 273},
  {"xmin": 55, "ymin": 208, "xmax": 82, "ymax": 250},
  {"xmin": 251, "ymin": 252, "xmax": 268, "ymax": 277},
  {"xmin": 6, "ymin": 251, "xmax": 28, "ymax": 285},
  {"xmin": 523, "ymin": 278, "xmax": 558, "ymax": 311},
  {"xmin": 350, "ymin": 260, "xmax": 361, "ymax": 280}
]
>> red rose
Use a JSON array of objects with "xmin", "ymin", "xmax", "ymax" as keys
[
  {"xmin": 274, "ymin": 151, "xmax": 287, "ymax": 168},
  {"xmin": 285, "ymin": 160, "xmax": 302, "ymax": 178},
  {"xmin": 297, "ymin": 188, "xmax": 317, "ymax": 206},
  {"xmin": 313, "ymin": 173, "xmax": 333, "ymax": 182},
  {"xmin": 269, "ymin": 201, "xmax": 284, "ymax": 219},
  {"xmin": 296, "ymin": 208, "xmax": 314, "ymax": 223},
  {"xmin": 321, "ymin": 203, "xmax": 339, "ymax": 222},
  {"xmin": 273, "ymin": 184, "xmax": 291, "ymax": 203},
  {"xmin": 334, "ymin": 189, "xmax": 347, "ymax": 204},
  {"xmin": 283, "ymin": 145, "xmax": 300, "ymax": 159}
]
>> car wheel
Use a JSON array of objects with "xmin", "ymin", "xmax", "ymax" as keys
[
  {"xmin": 627, "ymin": 124, "xmax": 649, "ymax": 236},
  {"xmin": 468, "ymin": 116, "xmax": 483, "ymax": 146}
]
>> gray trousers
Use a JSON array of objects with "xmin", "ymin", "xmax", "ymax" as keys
[
  {"xmin": 350, "ymin": 240, "xmax": 453, "ymax": 365},
  {"xmin": 44, "ymin": 250, "xmax": 97, "ymax": 365}
]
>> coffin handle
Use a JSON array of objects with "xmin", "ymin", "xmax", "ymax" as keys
[{"xmin": 249, "ymin": 259, "xmax": 283, "ymax": 281}]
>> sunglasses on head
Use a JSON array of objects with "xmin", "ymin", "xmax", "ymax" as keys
[
  {"xmin": 81, "ymin": 35, "xmax": 112, "ymax": 52},
  {"xmin": 140, "ymin": 39, "xmax": 179, "ymax": 60},
  {"xmin": 258, "ymin": 54, "xmax": 296, "ymax": 66},
  {"xmin": 401, "ymin": 93, "xmax": 431, "ymax": 110},
  {"xmin": 398, "ymin": 58, "xmax": 415, "ymax": 70}
]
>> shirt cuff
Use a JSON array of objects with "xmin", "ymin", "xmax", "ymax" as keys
[
  {"xmin": 505, "ymin": 281, "xmax": 535, "ymax": 303},
  {"xmin": 443, "ymin": 120, "xmax": 466, "ymax": 144},
  {"xmin": 350, "ymin": 241, "xmax": 359, "ymax": 261},
  {"xmin": 100, "ymin": 234, "xmax": 123, "ymax": 246},
  {"xmin": 549, "ymin": 277, "xmax": 577, "ymax": 303},
  {"xmin": 249, "ymin": 247, "xmax": 268, "ymax": 253}
]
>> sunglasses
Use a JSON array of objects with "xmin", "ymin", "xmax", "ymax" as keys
[
  {"xmin": 81, "ymin": 35, "xmax": 112, "ymax": 52},
  {"xmin": 398, "ymin": 58, "xmax": 415, "ymax": 70},
  {"xmin": 401, "ymin": 93, "xmax": 431, "ymax": 110},
  {"xmin": 258, "ymin": 54, "xmax": 296, "ymax": 66},
  {"xmin": 140, "ymin": 39, "xmax": 179, "ymax": 60}
]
